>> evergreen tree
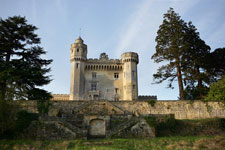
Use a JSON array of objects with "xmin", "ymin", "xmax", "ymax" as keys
[
  {"xmin": 182, "ymin": 22, "xmax": 211, "ymax": 99},
  {"xmin": 206, "ymin": 48, "xmax": 225, "ymax": 81},
  {"xmin": 0, "ymin": 16, "xmax": 52, "ymax": 101},
  {"xmin": 152, "ymin": 8, "xmax": 188, "ymax": 100}
]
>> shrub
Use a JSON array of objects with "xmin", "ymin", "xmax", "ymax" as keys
[
  {"xmin": 15, "ymin": 110, "xmax": 38, "ymax": 132},
  {"xmin": 205, "ymin": 77, "xmax": 225, "ymax": 102}
]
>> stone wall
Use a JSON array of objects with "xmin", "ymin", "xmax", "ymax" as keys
[
  {"xmin": 19, "ymin": 100, "xmax": 225, "ymax": 119},
  {"xmin": 112, "ymin": 101, "xmax": 225, "ymax": 119}
]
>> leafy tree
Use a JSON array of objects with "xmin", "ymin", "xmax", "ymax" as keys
[
  {"xmin": 0, "ymin": 16, "xmax": 52, "ymax": 101},
  {"xmin": 205, "ymin": 76, "xmax": 225, "ymax": 101},
  {"xmin": 152, "ymin": 8, "xmax": 188, "ymax": 100}
]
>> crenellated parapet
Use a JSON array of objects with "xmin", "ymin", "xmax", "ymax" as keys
[
  {"xmin": 85, "ymin": 64, "xmax": 123, "ymax": 71},
  {"xmin": 121, "ymin": 52, "xmax": 139, "ymax": 64},
  {"xmin": 69, "ymin": 37, "xmax": 140, "ymax": 101}
]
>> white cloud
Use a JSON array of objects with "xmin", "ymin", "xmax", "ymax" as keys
[{"xmin": 115, "ymin": 0, "xmax": 153, "ymax": 56}]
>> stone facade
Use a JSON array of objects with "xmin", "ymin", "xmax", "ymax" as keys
[
  {"xmin": 18, "ymin": 100, "xmax": 225, "ymax": 139},
  {"xmin": 69, "ymin": 37, "xmax": 138, "ymax": 101},
  {"xmin": 20, "ymin": 100, "xmax": 225, "ymax": 120}
]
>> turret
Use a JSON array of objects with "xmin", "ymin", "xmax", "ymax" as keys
[
  {"xmin": 121, "ymin": 52, "xmax": 139, "ymax": 100},
  {"xmin": 69, "ymin": 37, "xmax": 87, "ymax": 100}
]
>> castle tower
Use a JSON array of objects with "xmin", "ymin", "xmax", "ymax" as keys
[
  {"xmin": 122, "ymin": 52, "xmax": 139, "ymax": 100},
  {"xmin": 69, "ymin": 37, "xmax": 87, "ymax": 100}
]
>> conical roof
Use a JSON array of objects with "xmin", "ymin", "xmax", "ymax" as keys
[{"xmin": 75, "ymin": 36, "xmax": 84, "ymax": 44}]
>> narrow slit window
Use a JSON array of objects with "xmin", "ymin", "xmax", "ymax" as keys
[
  {"xmin": 92, "ymin": 72, "xmax": 96, "ymax": 78},
  {"xmin": 115, "ymin": 88, "xmax": 118, "ymax": 94}
]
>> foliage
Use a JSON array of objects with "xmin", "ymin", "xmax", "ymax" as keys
[
  {"xmin": 206, "ymin": 48, "xmax": 225, "ymax": 81},
  {"xmin": 37, "ymin": 100, "xmax": 51, "ymax": 115},
  {"xmin": 152, "ymin": 8, "xmax": 211, "ymax": 100},
  {"xmin": 184, "ymin": 86, "xmax": 209, "ymax": 100},
  {"xmin": 144, "ymin": 116, "xmax": 156, "ymax": 127},
  {"xmin": 156, "ymin": 117, "xmax": 177, "ymax": 132},
  {"xmin": 0, "ymin": 108, "xmax": 38, "ymax": 139},
  {"xmin": 0, "ymin": 101, "xmax": 18, "ymax": 138},
  {"xmin": 156, "ymin": 118, "xmax": 225, "ymax": 137},
  {"xmin": 205, "ymin": 77, "xmax": 225, "ymax": 101},
  {"xmin": 152, "ymin": 8, "xmax": 188, "ymax": 100},
  {"xmin": 182, "ymin": 22, "xmax": 211, "ymax": 99},
  {"xmin": 0, "ymin": 16, "xmax": 52, "ymax": 101},
  {"xmin": 1, "ymin": 136, "xmax": 225, "ymax": 150},
  {"xmin": 147, "ymin": 100, "xmax": 156, "ymax": 107},
  {"xmin": 14, "ymin": 110, "xmax": 38, "ymax": 132}
]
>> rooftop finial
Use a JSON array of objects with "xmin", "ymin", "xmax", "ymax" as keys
[{"xmin": 79, "ymin": 28, "xmax": 81, "ymax": 37}]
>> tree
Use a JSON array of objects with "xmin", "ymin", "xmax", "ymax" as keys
[
  {"xmin": 152, "ymin": 8, "xmax": 188, "ymax": 100},
  {"xmin": 206, "ymin": 48, "xmax": 225, "ymax": 81},
  {"xmin": 182, "ymin": 22, "xmax": 211, "ymax": 99},
  {"xmin": 205, "ymin": 76, "xmax": 225, "ymax": 101},
  {"xmin": 0, "ymin": 16, "xmax": 52, "ymax": 101},
  {"xmin": 183, "ymin": 47, "xmax": 225, "ymax": 100}
]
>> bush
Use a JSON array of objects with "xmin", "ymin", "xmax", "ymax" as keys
[
  {"xmin": 205, "ymin": 77, "xmax": 225, "ymax": 102},
  {"xmin": 37, "ymin": 100, "xmax": 51, "ymax": 115},
  {"xmin": 147, "ymin": 100, "xmax": 156, "ymax": 107},
  {"xmin": 144, "ymin": 116, "xmax": 156, "ymax": 127},
  {"xmin": 14, "ymin": 110, "xmax": 38, "ymax": 132},
  {"xmin": 0, "ymin": 101, "xmax": 18, "ymax": 138}
]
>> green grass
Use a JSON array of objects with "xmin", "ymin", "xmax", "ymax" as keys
[{"xmin": 1, "ymin": 136, "xmax": 225, "ymax": 150}]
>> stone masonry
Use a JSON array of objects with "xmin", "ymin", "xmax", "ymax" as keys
[
  {"xmin": 69, "ymin": 37, "xmax": 139, "ymax": 101},
  {"xmin": 19, "ymin": 100, "xmax": 225, "ymax": 139}
]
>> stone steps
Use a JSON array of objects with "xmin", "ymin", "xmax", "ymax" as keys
[
  {"xmin": 106, "ymin": 117, "xmax": 139, "ymax": 137},
  {"xmin": 39, "ymin": 116, "xmax": 87, "ymax": 138}
]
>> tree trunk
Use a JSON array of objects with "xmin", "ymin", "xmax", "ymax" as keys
[
  {"xmin": 176, "ymin": 61, "xmax": 184, "ymax": 100},
  {"xmin": 196, "ymin": 67, "xmax": 203, "ymax": 99},
  {"xmin": 0, "ymin": 82, "xmax": 6, "ymax": 101}
]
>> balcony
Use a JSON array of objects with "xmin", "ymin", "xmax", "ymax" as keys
[{"xmin": 88, "ymin": 90, "xmax": 100, "ymax": 95}]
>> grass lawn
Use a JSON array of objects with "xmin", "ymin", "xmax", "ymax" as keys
[{"xmin": 0, "ymin": 136, "xmax": 225, "ymax": 150}]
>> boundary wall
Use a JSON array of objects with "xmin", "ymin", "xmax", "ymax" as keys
[{"xmin": 18, "ymin": 100, "xmax": 225, "ymax": 119}]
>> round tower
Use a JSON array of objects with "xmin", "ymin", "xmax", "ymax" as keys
[
  {"xmin": 69, "ymin": 36, "xmax": 87, "ymax": 100},
  {"xmin": 121, "ymin": 52, "xmax": 139, "ymax": 100}
]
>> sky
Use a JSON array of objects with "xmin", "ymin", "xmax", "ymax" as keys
[{"xmin": 0, "ymin": 0, "xmax": 225, "ymax": 100}]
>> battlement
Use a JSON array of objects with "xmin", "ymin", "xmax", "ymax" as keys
[
  {"xmin": 87, "ymin": 58, "xmax": 121, "ymax": 64},
  {"xmin": 69, "ymin": 37, "xmax": 140, "ymax": 101},
  {"xmin": 121, "ymin": 52, "xmax": 139, "ymax": 64}
]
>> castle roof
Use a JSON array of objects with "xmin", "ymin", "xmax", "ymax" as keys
[{"xmin": 75, "ymin": 36, "xmax": 84, "ymax": 44}]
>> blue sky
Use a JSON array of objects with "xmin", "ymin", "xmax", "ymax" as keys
[{"xmin": 1, "ymin": 0, "xmax": 225, "ymax": 100}]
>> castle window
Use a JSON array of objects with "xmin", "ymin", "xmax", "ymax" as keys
[
  {"xmin": 133, "ymin": 85, "xmax": 136, "ymax": 89},
  {"xmin": 77, "ymin": 48, "xmax": 79, "ymax": 52},
  {"xmin": 76, "ymin": 63, "xmax": 79, "ymax": 68},
  {"xmin": 114, "ymin": 73, "xmax": 119, "ymax": 79},
  {"xmin": 132, "ymin": 70, "xmax": 135, "ymax": 79},
  {"xmin": 91, "ymin": 83, "xmax": 97, "ymax": 90},
  {"xmin": 115, "ymin": 88, "xmax": 118, "ymax": 94},
  {"xmin": 92, "ymin": 72, "xmax": 96, "ymax": 78}
]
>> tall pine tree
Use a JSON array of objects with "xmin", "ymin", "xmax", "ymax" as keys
[
  {"xmin": 152, "ymin": 8, "xmax": 213, "ymax": 100},
  {"xmin": 182, "ymin": 22, "xmax": 211, "ymax": 99},
  {"xmin": 152, "ymin": 8, "xmax": 188, "ymax": 100},
  {"xmin": 0, "ymin": 16, "xmax": 52, "ymax": 101}
]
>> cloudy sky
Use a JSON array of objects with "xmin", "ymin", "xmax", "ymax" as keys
[{"xmin": 1, "ymin": 0, "xmax": 225, "ymax": 100}]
